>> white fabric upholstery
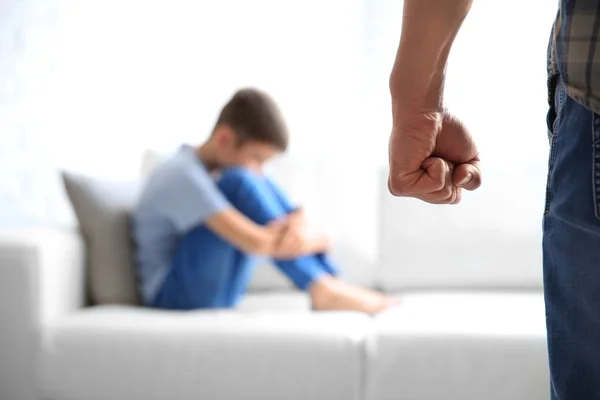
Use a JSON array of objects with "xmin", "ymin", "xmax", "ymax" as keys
[
  {"xmin": 37, "ymin": 291, "xmax": 550, "ymax": 400},
  {"xmin": 40, "ymin": 304, "xmax": 369, "ymax": 400},
  {"xmin": 377, "ymin": 169, "xmax": 544, "ymax": 291},
  {"xmin": 365, "ymin": 292, "xmax": 550, "ymax": 400},
  {"xmin": 0, "ymin": 173, "xmax": 553, "ymax": 400},
  {"xmin": 0, "ymin": 228, "xmax": 85, "ymax": 400},
  {"xmin": 238, "ymin": 291, "xmax": 311, "ymax": 311}
]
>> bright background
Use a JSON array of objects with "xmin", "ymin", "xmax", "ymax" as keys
[{"xmin": 0, "ymin": 0, "xmax": 557, "ymax": 239}]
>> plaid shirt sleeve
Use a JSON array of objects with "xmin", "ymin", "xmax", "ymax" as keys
[{"xmin": 550, "ymin": 0, "xmax": 600, "ymax": 114}]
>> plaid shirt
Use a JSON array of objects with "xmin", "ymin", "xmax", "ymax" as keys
[{"xmin": 549, "ymin": 0, "xmax": 600, "ymax": 114}]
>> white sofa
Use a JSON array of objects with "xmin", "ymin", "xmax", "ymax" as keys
[{"xmin": 0, "ymin": 162, "xmax": 550, "ymax": 400}]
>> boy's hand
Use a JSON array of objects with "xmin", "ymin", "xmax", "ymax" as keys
[
  {"xmin": 286, "ymin": 208, "xmax": 306, "ymax": 228},
  {"xmin": 268, "ymin": 219, "xmax": 311, "ymax": 259}
]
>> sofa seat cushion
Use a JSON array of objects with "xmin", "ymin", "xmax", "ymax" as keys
[
  {"xmin": 237, "ymin": 290, "xmax": 310, "ymax": 311},
  {"xmin": 40, "ymin": 295, "xmax": 369, "ymax": 400},
  {"xmin": 366, "ymin": 291, "xmax": 550, "ymax": 400}
]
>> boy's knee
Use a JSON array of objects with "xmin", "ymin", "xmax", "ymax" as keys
[
  {"xmin": 218, "ymin": 167, "xmax": 258, "ymax": 186},
  {"xmin": 217, "ymin": 167, "xmax": 266, "ymax": 200},
  {"xmin": 219, "ymin": 167, "xmax": 258, "ymax": 182}
]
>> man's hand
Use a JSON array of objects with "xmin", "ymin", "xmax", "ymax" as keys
[
  {"xmin": 388, "ymin": 109, "xmax": 481, "ymax": 204},
  {"xmin": 387, "ymin": 0, "xmax": 477, "ymax": 204}
]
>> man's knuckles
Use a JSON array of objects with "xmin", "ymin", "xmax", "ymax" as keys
[{"xmin": 388, "ymin": 175, "xmax": 411, "ymax": 196}]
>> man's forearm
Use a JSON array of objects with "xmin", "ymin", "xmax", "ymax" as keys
[{"xmin": 390, "ymin": 0, "xmax": 473, "ymax": 113}]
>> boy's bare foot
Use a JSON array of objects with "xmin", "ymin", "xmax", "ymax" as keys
[{"xmin": 309, "ymin": 276, "xmax": 391, "ymax": 314}]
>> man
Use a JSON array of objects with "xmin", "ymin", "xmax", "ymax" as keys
[
  {"xmin": 387, "ymin": 0, "xmax": 599, "ymax": 399},
  {"xmin": 132, "ymin": 88, "xmax": 390, "ymax": 314}
]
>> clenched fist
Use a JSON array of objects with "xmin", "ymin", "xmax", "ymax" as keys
[{"xmin": 388, "ymin": 109, "xmax": 481, "ymax": 204}]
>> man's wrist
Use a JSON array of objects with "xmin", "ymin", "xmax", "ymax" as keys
[
  {"xmin": 389, "ymin": 31, "xmax": 451, "ymax": 113},
  {"xmin": 390, "ymin": 67, "xmax": 447, "ymax": 115}
]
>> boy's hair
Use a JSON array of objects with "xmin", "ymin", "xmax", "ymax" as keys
[{"xmin": 215, "ymin": 88, "xmax": 289, "ymax": 151}]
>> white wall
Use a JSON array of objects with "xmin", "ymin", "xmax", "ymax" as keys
[
  {"xmin": 1, "ymin": 0, "xmax": 383, "ymax": 228},
  {"xmin": 369, "ymin": 0, "xmax": 555, "ymax": 241},
  {"xmin": 0, "ymin": 0, "xmax": 66, "ymax": 227},
  {"xmin": 0, "ymin": 0, "xmax": 558, "ymax": 240}
]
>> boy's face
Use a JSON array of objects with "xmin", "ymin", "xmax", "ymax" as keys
[
  {"xmin": 225, "ymin": 139, "xmax": 279, "ymax": 172},
  {"xmin": 215, "ymin": 126, "xmax": 280, "ymax": 172}
]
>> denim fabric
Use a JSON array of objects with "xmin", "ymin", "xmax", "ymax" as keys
[
  {"xmin": 544, "ymin": 78, "xmax": 600, "ymax": 400},
  {"xmin": 152, "ymin": 167, "xmax": 338, "ymax": 310}
]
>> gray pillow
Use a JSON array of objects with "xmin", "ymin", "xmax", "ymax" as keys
[{"xmin": 62, "ymin": 171, "xmax": 142, "ymax": 305}]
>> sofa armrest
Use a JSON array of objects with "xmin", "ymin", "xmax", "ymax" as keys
[{"xmin": 0, "ymin": 227, "xmax": 86, "ymax": 400}]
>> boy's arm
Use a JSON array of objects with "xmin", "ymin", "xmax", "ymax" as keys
[
  {"xmin": 205, "ymin": 208, "xmax": 285, "ymax": 256},
  {"xmin": 205, "ymin": 208, "xmax": 325, "ymax": 258},
  {"xmin": 205, "ymin": 208, "xmax": 330, "ymax": 258},
  {"xmin": 169, "ymin": 166, "xmax": 322, "ymax": 258},
  {"xmin": 164, "ymin": 163, "xmax": 310, "ymax": 258}
]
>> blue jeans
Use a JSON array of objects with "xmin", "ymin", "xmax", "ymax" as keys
[
  {"xmin": 544, "ymin": 77, "xmax": 600, "ymax": 399},
  {"xmin": 152, "ymin": 167, "xmax": 339, "ymax": 310}
]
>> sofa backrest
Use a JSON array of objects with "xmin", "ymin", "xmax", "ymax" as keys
[{"xmin": 377, "ymin": 167, "xmax": 545, "ymax": 291}]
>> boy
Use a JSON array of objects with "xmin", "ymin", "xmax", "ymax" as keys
[{"xmin": 132, "ymin": 88, "xmax": 390, "ymax": 313}]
